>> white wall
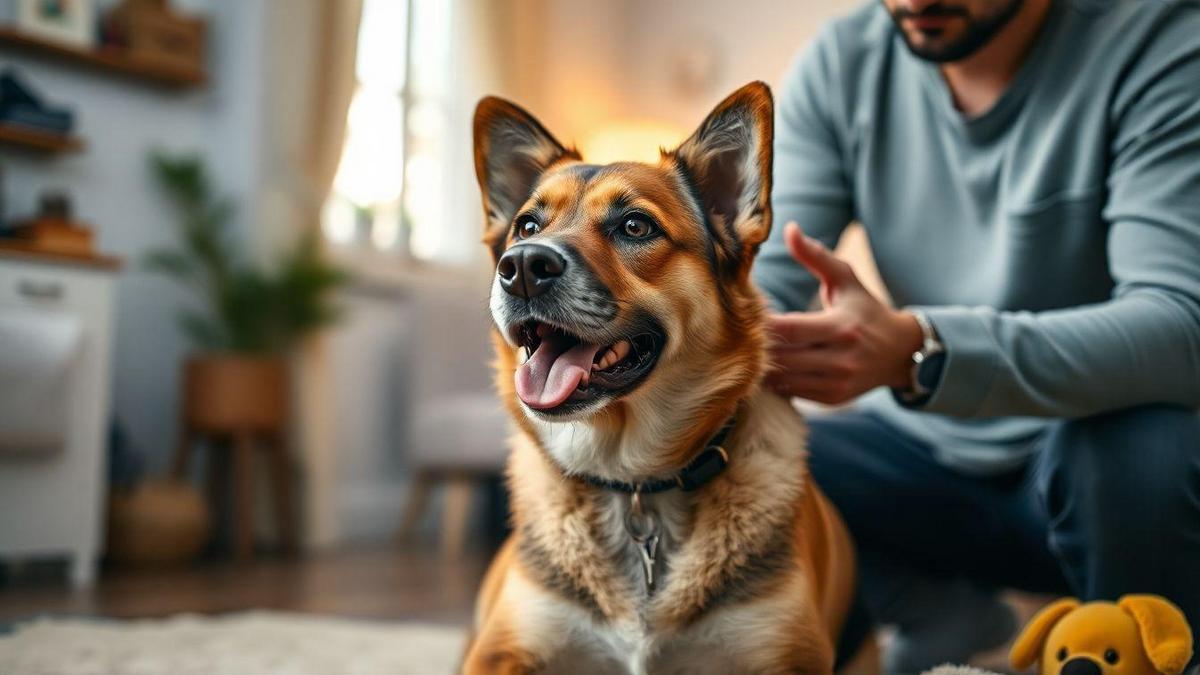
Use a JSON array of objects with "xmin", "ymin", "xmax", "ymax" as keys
[
  {"xmin": 514, "ymin": 0, "xmax": 863, "ymax": 144},
  {"xmin": 616, "ymin": 0, "xmax": 862, "ymax": 130},
  {"xmin": 1, "ymin": 1, "xmax": 268, "ymax": 472}
]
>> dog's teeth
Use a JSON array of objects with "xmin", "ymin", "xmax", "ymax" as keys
[
  {"xmin": 611, "ymin": 340, "xmax": 631, "ymax": 363},
  {"xmin": 593, "ymin": 340, "xmax": 631, "ymax": 371},
  {"xmin": 594, "ymin": 349, "xmax": 613, "ymax": 371}
]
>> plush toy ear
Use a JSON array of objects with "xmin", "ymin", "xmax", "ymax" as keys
[
  {"xmin": 1010, "ymin": 598, "xmax": 1081, "ymax": 670},
  {"xmin": 1118, "ymin": 594, "xmax": 1194, "ymax": 674},
  {"xmin": 473, "ymin": 97, "xmax": 578, "ymax": 259},
  {"xmin": 668, "ymin": 81, "xmax": 773, "ymax": 271}
]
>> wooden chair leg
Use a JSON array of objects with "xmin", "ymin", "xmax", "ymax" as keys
[
  {"xmin": 441, "ymin": 476, "xmax": 474, "ymax": 560},
  {"xmin": 396, "ymin": 471, "xmax": 434, "ymax": 543},
  {"xmin": 206, "ymin": 438, "xmax": 229, "ymax": 548},
  {"xmin": 232, "ymin": 432, "xmax": 256, "ymax": 560},
  {"xmin": 171, "ymin": 426, "xmax": 194, "ymax": 480},
  {"xmin": 266, "ymin": 433, "xmax": 297, "ymax": 554}
]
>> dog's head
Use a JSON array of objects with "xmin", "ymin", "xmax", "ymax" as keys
[{"xmin": 473, "ymin": 82, "xmax": 773, "ymax": 477}]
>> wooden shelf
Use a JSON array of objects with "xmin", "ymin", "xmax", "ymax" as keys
[
  {"xmin": 0, "ymin": 122, "xmax": 83, "ymax": 153},
  {"xmin": 0, "ymin": 242, "xmax": 122, "ymax": 271},
  {"xmin": 0, "ymin": 27, "xmax": 205, "ymax": 88}
]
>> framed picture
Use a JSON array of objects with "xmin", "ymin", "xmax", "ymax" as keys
[{"xmin": 17, "ymin": 0, "xmax": 95, "ymax": 49}]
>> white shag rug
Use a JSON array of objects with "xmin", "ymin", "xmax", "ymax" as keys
[{"xmin": 0, "ymin": 611, "xmax": 467, "ymax": 675}]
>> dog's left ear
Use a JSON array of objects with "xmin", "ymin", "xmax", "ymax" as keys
[
  {"xmin": 1119, "ymin": 595, "xmax": 1194, "ymax": 674},
  {"xmin": 669, "ymin": 81, "xmax": 773, "ymax": 270}
]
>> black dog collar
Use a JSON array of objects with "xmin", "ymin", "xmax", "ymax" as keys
[{"xmin": 575, "ymin": 416, "xmax": 737, "ymax": 495}]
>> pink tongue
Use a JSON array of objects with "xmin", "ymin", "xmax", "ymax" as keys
[{"xmin": 515, "ymin": 335, "xmax": 604, "ymax": 409}]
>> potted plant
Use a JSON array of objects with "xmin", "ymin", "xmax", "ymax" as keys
[{"xmin": 145, "ymin": 151, "xmax": 348, "ymax": 434}]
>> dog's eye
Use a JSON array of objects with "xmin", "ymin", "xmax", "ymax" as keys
[
  {"xmin": 1057, "ymin": 647, "xmax": 1068, "ymax": 662},
  {"xmin": 516, "ymin": 217, "xmax": 541, "ymax": 239},
  {"xmin": 1104, "ymin": 648, "xmax": 1119, "ymax": 665},
  {"xmin": 620, "ymin": 216, "xmax": 656, "ymax": 240}
]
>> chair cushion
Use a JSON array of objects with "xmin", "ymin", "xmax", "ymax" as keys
[{"xmin": 408, "ymin": 392, "xmax": 512, "ymax": 472}]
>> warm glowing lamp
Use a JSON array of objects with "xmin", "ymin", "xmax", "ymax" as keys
[{"xmin": 578, "ymin": 120, "xmax": 689, "ymax": 164}]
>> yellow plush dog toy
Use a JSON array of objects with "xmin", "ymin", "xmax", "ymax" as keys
[{"xmin": 1010, "ymin": 595, "xmax": 1193, "ymax": 675}]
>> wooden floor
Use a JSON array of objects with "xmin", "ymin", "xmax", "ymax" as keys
[
  {"xmin": 0, "ymin": 545, "xmax": 1038, "ymax": 672},
  {"xmin": 0, "ymin": 545, "xmax": 492, "ymax": 626}
]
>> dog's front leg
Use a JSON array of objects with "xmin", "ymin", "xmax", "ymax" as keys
[
  {"xmin": 462, "ymin": 631, "xmax": 540, "ymax": 675},
  {"xmin": 462, "ymin": 561, "xmax": 566, "ymax": 675}
]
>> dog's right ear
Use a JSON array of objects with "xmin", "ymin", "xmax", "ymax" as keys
[
  {"xmin": 668, "ymin": 81, "xmax": 773, "ymax": 274},
  {"xmin": 1010, "ymin": 598, "xmax": 1080, "ymax": 670},
  {"xmin": 473, "ymin": 97, "xmax": 577, "ymax": 259}
]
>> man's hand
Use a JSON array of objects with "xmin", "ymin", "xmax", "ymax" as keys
[{"xmin": 766, "ymin": 222, "xmax": 925, "ymax": 405}]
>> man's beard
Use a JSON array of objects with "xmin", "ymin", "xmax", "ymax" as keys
[{"xmin": 886, "ymin": 0, "xmax": 1024, "ymax": 63}]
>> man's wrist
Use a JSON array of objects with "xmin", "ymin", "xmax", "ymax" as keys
[
  {"xmin": 894, "ymin": 310, "xmax": 947, "ymax": 405},
  {"xmin": 888, "ymin": 310, "xmax": 926, "ymax": 388}
]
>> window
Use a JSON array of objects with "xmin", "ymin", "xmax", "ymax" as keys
[{"xmin": 323, "ymin": 0, "xmax": 452, "ymax": 261}]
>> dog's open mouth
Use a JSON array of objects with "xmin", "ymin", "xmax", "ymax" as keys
[{"xmin": 513, "ymin": 320, "xmax": 663, "ymax": 414}]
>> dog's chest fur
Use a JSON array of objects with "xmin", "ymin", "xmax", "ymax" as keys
[{"xmin": 505, "ymin": 391, "xmax": 819, "ymax": 673}]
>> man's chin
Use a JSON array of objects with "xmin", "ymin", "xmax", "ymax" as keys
[
  {"xmin": 889, "ymin": 0, "xmax": 1026, "ymax": 64},
  {"xmin": 900, "ymin": 30, "xmax": 987, "ymax": 63}
]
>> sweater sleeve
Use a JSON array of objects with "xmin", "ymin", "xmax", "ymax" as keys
[
  {"xmin": 752, "ymin": 29, "xmax": 854, "ymax": 312},
  {"xmin": 913, "ymin": 30, "xmax": 1200, "ymax": 418}
]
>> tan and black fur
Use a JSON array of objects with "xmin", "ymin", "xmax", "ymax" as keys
[{"xmin": 466, "ymin": 82, "xmax": 876, "ymax": 674}]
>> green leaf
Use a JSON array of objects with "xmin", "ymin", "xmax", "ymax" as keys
[
  {"xmin": 176, "ymin": 309, "xmax": 227, "ymax": 350},
  {"xmin": 142, "ymin": 249, "xmax": 198, "ymax": 285}
]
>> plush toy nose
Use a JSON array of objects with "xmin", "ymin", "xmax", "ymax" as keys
[{"xmin": 1061, "ymin": 657, "xmax": 1102, "ymax": 675}]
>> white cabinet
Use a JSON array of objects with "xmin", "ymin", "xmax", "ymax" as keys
[{"xmin": 0, "ymin": 251, "xmax": 119, "ymax": 587}]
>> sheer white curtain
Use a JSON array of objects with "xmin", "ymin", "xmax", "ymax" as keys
[{"xmin": 258, "ymin": 0, "xmax": 363, "ymax": 548}]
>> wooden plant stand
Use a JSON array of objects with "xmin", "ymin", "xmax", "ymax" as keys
[{"xmin": 170, "ymin": 355, "xmax": 296, "ymax": 560}]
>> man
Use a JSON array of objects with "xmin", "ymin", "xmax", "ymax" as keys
[{"xmin": 754, "ymin": 0, "xmax": 1200, "ymax": 671}]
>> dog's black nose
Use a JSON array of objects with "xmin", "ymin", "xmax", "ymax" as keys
[
  {"xmin": 1061, "ymin": 657, "xmax": 1102, "ymax": 675},
  {"xmin": 497, "ymin": 244, "xmax": 565, "ymax": 299}
]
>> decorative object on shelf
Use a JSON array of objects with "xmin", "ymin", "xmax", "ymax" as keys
[
  {"xmin": 0, "ymin": 67, "xmax": 75, "ymax": 135},
  {"xmin": 4, "ymin": 190, "xmax": 95, "ymax": 256},
  {"xmin": 146, "ymin": 151, "xmax": 348, "ymax": 559},
  {"xmin": 102, "ymin": 0, "xmax": 204, "ymax": 75},
  {"xmin": 14, "ymin": 0, "xmax": 96, "ymax": 50}
]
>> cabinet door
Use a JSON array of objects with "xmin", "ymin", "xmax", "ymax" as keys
[{"xmin": 0, "ymin": 258, "xmax": 116, "ymax": 569}]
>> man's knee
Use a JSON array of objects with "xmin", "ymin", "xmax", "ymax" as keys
[{"xmin": 1039, "ymin": 404, "xmax": 1200, "ymax": 532}]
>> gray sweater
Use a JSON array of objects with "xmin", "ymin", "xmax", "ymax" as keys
[{"xmin": 753, "ymin": 0, "xmax": 1200, "ymax": 474}]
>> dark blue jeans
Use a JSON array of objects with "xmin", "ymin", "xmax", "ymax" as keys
[{"xmin": 807, "ymin": 404, "xmax": 1200, "ymax": 655}]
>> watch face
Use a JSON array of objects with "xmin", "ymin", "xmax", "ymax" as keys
[{"xmin": 916, "ymin": 351, "xmax": 947, "ymax": 390}]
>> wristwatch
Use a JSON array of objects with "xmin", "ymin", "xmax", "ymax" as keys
[{"xmin": 897, "ymin": 311, "xmax": 946, "ymax": 405}]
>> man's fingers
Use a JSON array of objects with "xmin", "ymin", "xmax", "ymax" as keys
[
  {"xmin": 766, "ymin": 311, "xmax": 854, "ymax": 347},
  {"xmin": 764, "ymin": 373, "xmax": 849, "ymax": 404},
  {"xmin": 768, "ymin": 346, "xmax": 850, "ymax": 377},
  {"xmin": 783, "ymin": 222, "xmax": 856, "ymax": 288}
]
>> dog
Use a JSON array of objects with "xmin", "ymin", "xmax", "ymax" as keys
[{"xmin": 464, "ymin": 81, "xmax": 875, "ymax": 674}]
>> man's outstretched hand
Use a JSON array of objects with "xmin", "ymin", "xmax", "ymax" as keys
[{"xmin": 765, "ymin": 222, "xmax": 924, "ymax": 405}]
